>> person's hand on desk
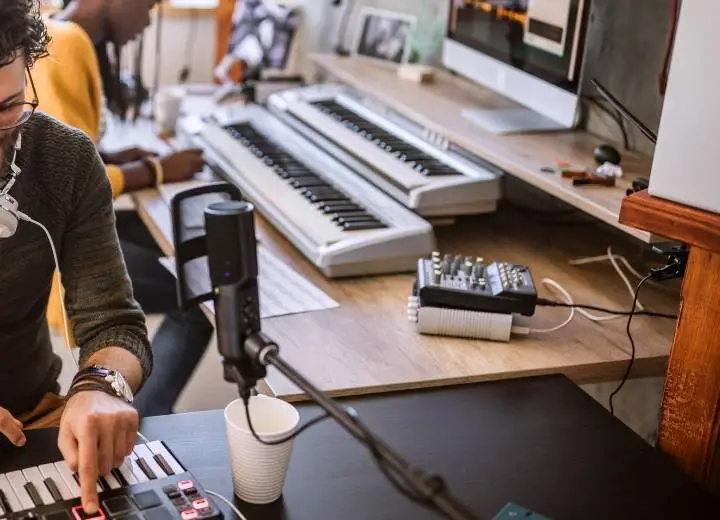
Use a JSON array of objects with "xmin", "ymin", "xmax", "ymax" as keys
[
  {"xmin": 58, "ymin": 391, "xmax": 139, "ymax": 515},
  {"xmin": 119, "ymin": 148, "xmax": 205, "ymax": 192},
  {"xmin": 159, "ymin": 148, "xmax": 205, "ymax": 183},
  {"xmin": 103, "ymin": 147, "xmax": 157, "ymax": 165}
]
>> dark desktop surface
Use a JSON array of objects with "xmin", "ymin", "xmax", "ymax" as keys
[{"xmin": 2, "ymin": 375, "xmax": 717, "ymax": 519}]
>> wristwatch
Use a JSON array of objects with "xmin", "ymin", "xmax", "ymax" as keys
[{"xmin": 70, "ymin": 366, "xmax": 134, "ymax": 404}]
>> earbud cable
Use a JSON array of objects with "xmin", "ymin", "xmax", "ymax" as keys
[{"xmin": 16, "ymin": 211, "xmax": 77, "ymax": 368}]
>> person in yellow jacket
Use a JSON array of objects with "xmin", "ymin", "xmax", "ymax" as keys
[{"xmin": 34, "ymin": 0, "xmax": 214, "ymax": 417}]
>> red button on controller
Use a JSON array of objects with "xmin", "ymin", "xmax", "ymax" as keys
[
  {"xmin": 178, "ymin": 480, "xmax": 194, "ymax": 491},
  {"xmin": 181, "ymin": 509, "xmax": 198, "ymax": 520},
  {"xmin": 72, "ymin": 505, "xmax": 106, "ymax": 520},
  {"xmin": 192, "ymin": 498, "xmax": 209, "ymax": 510}
]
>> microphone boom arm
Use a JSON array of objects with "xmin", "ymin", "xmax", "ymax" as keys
[{"xmin": 175, "ymin": 191, "xmax": 479, "ymax": 520}]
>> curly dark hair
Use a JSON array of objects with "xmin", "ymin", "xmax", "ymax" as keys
[{"xmin": 0, "ymin": 0, "xmax": 50, "ymax": 68}]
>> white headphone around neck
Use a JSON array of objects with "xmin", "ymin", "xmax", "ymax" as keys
[{"xmin": 0, "ymin": 133, "xmax": 24, "ymax": 238}]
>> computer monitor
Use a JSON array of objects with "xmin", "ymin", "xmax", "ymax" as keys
[{"xmin": 443, "ymin": 0, "xmax": 591, "ymax": 134}]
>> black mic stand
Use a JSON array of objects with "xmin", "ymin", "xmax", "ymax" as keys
[
  {"xmin": 198, "ymin": 200, "xmax": 479, "ymax": 520},
  {"xmin": 226, "ymin": 331, "xmax": 479, "ymax": 520}
]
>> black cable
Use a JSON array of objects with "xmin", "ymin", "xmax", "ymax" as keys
[
  {"xmin": 243, "ymin": 395, "xmax": 455, "ymax": 516},
  {"xmin": 242, "ymin": 397, "xmax": 331, "ymax": 446},
  {"xmin": 152, "ymin": 1, "xmax": 164, "ymax": 115},
  {"xmin": 585, "ymin": 95, "xmax": 631, "ymax": 150},
  {"xmin": 536, "ymin": 299, "xmax": 677, "ymax": 320},
  {"xmin": 179, "ymin": 10, "xmax": 199, "ymax": 84},
  {"xmin": 608, "ymin": 274, "xmax": 652, "ymax": 416}
]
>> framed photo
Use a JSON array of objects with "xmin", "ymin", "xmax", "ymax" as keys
[{"xmin": 352, "ymin": 8, "xmax": 417, "ymax": 65}]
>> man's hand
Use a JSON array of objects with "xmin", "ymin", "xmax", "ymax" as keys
[
  {"xmin": 160, "ymin": 149, "xmax": 205, "ymax": 183},
  {"xmin": 0, "ymin": 408, "xmax": 25, "ymax": 447},
  {"xmin": 104, "ymin": 147, "xmax": 157, "ymax": 165},
  {"xmin": 58, "ymin": 392, "xmax": 139, "ymax": 514}
]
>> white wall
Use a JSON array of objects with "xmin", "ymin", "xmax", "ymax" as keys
[
  {"xmin": 138, "ymin": 1, "xmax": 449, "ymax": 87},
  {"xmin": 139, "ymin": 10, "xmax": 218, "ymax": 86}
]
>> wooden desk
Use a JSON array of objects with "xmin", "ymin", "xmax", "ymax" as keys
[
  {"xmin": 310, "ymin": 54, "xmax": 654, "ymax": 242},
  {"xmin": 620, "ymin": 191, "xmax": 720, "ymax": 494},
  {"xmin": 5, "ymin": 376, "xmax": 718, "ymax": 519},
  {"xmin": 133, "ymin": 187, "xmax": 678, "ymax": 402}
]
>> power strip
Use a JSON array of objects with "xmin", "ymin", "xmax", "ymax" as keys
[{"xmin": 407, "ymin": 297, "xmax": 529, "ymax": 342}]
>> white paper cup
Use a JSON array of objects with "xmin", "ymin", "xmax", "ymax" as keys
[
  {"xmin": 224, "ymin": 396, "xmax": 300, "ymax": 504},
  {"xmin": 154, "ymin": 87, "xmax": 185, "ymax": 136}
]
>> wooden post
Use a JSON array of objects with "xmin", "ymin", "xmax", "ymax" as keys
[{"xmin": 620, "ymin": 190, "xmax": 720, "ymax": 494}]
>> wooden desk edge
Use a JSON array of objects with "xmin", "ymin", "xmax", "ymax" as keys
[
  {"xmin": 619, "ymin": 190, "xmax": 720, "ymax": 251},
  {"xmin": 267, "ymin": 355, "xmax": 669, "ymax": 403}
]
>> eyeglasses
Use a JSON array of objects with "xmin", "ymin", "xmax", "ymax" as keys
[{"xmin": 0, "ymin": 68, "xmax": 39, "ymax": 131}]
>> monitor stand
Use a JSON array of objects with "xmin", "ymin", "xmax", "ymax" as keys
[{"xmin": 461, "ymin": 107, "xmax": 569, "ymax": 135}]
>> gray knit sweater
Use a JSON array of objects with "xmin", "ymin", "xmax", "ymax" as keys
[{"xmin": 0, "ymin": 113, "xmax": 152, "ymax": 415}]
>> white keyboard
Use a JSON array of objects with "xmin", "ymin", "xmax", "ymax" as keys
[
  {"xmin": 177, "ymin": 105, "xmax": 436, "ymax": 278},
  {"xmin": 0, "ymin": 441, "xmax": 190, "ymax": 515},
  {"xmin": 267, "ymin": 84, "xmax": 503, "ymax": 217}
]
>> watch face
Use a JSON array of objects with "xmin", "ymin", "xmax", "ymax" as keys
[{"xmin": 106, "ymin": 372, "xmax": 134, "ymax": 404}]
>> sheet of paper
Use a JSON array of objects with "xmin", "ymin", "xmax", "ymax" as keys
[{"xmin": 159, "ymin": 248, "xmax": 338, "ymax": 319}]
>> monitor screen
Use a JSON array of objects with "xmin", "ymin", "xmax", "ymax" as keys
[{"xmin": 447, "ymin": 0, "xmax": 589, "ymax": 93}]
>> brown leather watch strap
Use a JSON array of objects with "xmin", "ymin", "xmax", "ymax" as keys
[{"xmin": 64, "ymin": 380, "xmax": 116, "ymax": 402}]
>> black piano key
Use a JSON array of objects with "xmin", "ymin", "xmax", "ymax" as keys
[
  {"xmin": 111, "ymin": 469, "xmax": 128, "ymax": 487},
  {"xmin": 225, "ymin": 121, "xmax": 388, "ymax": 226},
  {"xmin": 330, "ymin": 211, "xmax": 372, "ymax": 221},
  {"xmin": 308, "ymin": 193, "xmax": 349, "ymax": 203},
  {"xmin": 136, "ymin": 458, "xmax": 157, "ymax": 480},
  {"xmin": 305, "ymin": 188, "xmax": 344, "ymax": 198},
  {"xmin": 342, "ymin": 221, "xmax": 386, "ymax": 231},
  {"xmin": 336, "ymin": 215, "xmax": 380, "ymax": 225},
  {"xmin": 153, "ymin": 454, "xmax": 175, "ymax": 476},
  {"xmin": 98, "ymin": 477, "xmax": 109, "ymax": 492},
  {"xmin": 43, "ymin": 477, "xmax": 63, "ymax": 502},
  {"xmin": 321, "ymin": 202, "xmax": 362, "ymax": 213},
  {"xmin": 289, "ymin": 177, "xmax": 328, "ymax": 188},
  {"xmin": 24, "ymin": 482, "xmax": 43, "ymax": 507},
  {"xmin": 0, "ymin": 489, "xmax": 11, "ymax": 514}
]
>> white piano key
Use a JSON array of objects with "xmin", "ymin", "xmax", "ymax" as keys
[
  {"xmin": 127, "ymin": 454, "xmax": 149, "ymax": 483},
  {"xmin": 39, "ymin": 464, "xmax": 73, "ymax": 501},
  {"xmin": 200, "ymin": 124, "xmax": 348, "ymax": 247},
  {"xmin": 22, "ymin": 467, "xmax": 54, "ymax": 505},
  {"xmin": 133, "ymin": 444, "xmax": 167, "ymax": 479},
  {"xmin": 6, "ymin": 471, "xmax": 35, "ymax": 511},
  {"xmin": 117, "ymin": 458, "xmax": 139, "ymax": 485},
  {"xmin": 54, "ymin": 461, "xmax": 81, "ymax": 498},
  {"xmin": 147, "ymin": 441, "xmax": 185, "ymax": 474},
  {"xmin": 102, "ymin": 472, "xmax": 121, "ymax": 490},
  {"xmin": 0, "ymin": 474, "xmax": 23, "ymax": 513}
]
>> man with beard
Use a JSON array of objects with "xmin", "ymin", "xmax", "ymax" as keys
[{"xmin": 0, "ymin": 1, "xmax": 152, "ymax": 516}]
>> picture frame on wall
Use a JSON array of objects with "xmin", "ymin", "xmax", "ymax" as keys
[{"xmin": 351, "ymin": 7, "xmax": 417, "ymax": 65}]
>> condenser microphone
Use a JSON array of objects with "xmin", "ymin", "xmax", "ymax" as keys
[{"xmin": 204, "ymin": 200, "xmax": 265, "ymax": 388}]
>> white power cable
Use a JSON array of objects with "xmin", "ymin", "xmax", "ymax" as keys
[
  {"xmin": 569, "ymin": 246, "xmax": 646, "ymax": 312},
  {"xmin": 206, "ymin": 490, "xmax": 249, "ymax": 520},
  {"xmin": 529, "ymin": 279, "xmax": 576, "ymax": 333}
]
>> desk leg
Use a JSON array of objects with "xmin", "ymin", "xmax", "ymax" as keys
[{"xmin": 657, "ymin": 247, "xmax": 720, "ymax": 493}]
